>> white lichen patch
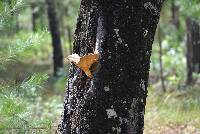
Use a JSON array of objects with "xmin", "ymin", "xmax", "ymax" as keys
[
  {"xmin": 104, "ymin": 86, "xmax": 110, "ymax": 92},
  {"xmin": 114, "ymin": 29, "xmax": 123, "ymax": 44},
  {"xmin": 146, "ymin": 51, "xmax": 150, "ymax": 55},
  {"xmin": 106, "ymin": 108, "xmax": 117, "ymax": 119},
  {"xmin": 114, "ymin": 28, "xmax": 119, "ymax": 34},
  {"xmin": 140, "ymin": 79, "xmax": 146, "ymax": 91},
  {"xmin": 112, "ymin": 127, "xmax": 122, "ymax": 134},
  {"xmin": 118, "ymin": 117, "xmax": 128, "ymax": 125},
  {"xmin": 123, "ymin": 101, "xmax": 126, "ymax": 104},
  {"xmin": 143, "ymin": 29, "xmax": 148, "ymax": 37},
  {"xmin": 144, "ymin": 2, "xmax": 158, "ymax": 15}
]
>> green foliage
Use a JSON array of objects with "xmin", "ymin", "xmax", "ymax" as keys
[
  {"xmin": 0, "ymin": 42, "xmax": 62, "ymax": 131},
  {"xmin": 0, "ymin": 0, "xmax": 25, "ymax": 33},
  {"xmin": 56, "ymin": 0, "xmax": 80, "ymax": 31},
  {"xmin": 20, "ymin": 74, "xmax": 48, "ymax": 99},
  {"xmin": 54, "ymin": 76, "xmax": 67, "ymax": 93},
  {"xmin": 0, "ymin": 74, "xmax": 51, "ymax": 133},
  {"xmin": 151, "ymin": 28, "xmax": 186, "ymax": 86},
  {"xmin": 0, "ymin": 32, "xmax": 46, "ymax": 65},
  {"xmin": 0, "ymin": 1, "xmax": 62, "ymax": 132},
  {"xmin": 151, "ymin": 0, "xmax": 199, "ymax": 87},
  {"xmin": 176, "ymin": 0, "xmax": 200, "ymax": 21}
]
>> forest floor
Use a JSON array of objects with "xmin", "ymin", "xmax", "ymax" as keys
[
  {"xmin": 144, "ymin": 85, "xmax": 200, "ymax": 134},
  {"xmin": 1, "ymin": 59, "xmax": 200, "ymax": 134}
]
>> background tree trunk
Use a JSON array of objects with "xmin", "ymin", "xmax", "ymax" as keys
[
  {"xmin": 57, "ymin": 0, "xmax": 164, "ymax": 133},
  {"xmin": 186, "ymin": 18, "xmax": 200, "ymax": 85},
  {"xmin": 158, "ymin": 24, "xmax": 166, "ymax": 92},
  {"xmin": 190, "ymin": 21, "xmax": 200, "ymax": 73},
  {"xmin": 31, "ymin": 1, "xmax": 38, "ymax": 32},
  {"xmin": 171, "ymin": 0, "xmax": 180, "ymax": 29},
  {"xmin": 45, "ymin": 0, "xmax": 63, "ymax": 76}
]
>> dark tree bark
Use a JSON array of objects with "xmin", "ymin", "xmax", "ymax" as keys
[
  {"xmin": 45, "ymin": 0, "xmax": 63, "ymax": 76},
  {"xmin": 186, "ymin": 18, "xmax": 200, "ymax": 85},
  {"xmin": 57, "ymin": 0, "xmax": 164, "ymax": 133}
]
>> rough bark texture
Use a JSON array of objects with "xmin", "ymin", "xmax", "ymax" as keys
[
  {"xmin": 186, "ymin": 18, "xmax": 200, "ymax": 84},
  {"xmin": 57, "ymin": 0, "xmax": 164, "ymax": 133},
  {"xmin": 45, "ymin": 0, "xmax": 63, "ymax": 76}
]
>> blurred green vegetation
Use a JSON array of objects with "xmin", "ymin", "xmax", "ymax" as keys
[
  {"xmin": 0, "ymin": 0, "xmax": 200, "ymax": 133},
  {"xmin": 151, "ymin": 1, "xmax": 200, "ymax": 87}
]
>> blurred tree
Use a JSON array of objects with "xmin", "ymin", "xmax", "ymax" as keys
[
  {"xmin": 158, "ymin": 24, "xmax": 166, "ymax": 92},
  {"xmin": 57, "ymin": 0, "xmax": 164, "ymax": 133},
  {"xmin": 56, "ymin": 0, "xmax": 73, "ymax": 54},
  {"xmin": 186, "ymin": 18, "xmax": 200, "ymax": 85},
  {"xmin": 30, "ymin": 1, "xmax": 39, "ymax": 32},
  {"xmin": 177, "ymin": 1, "xmax": 200, "ymax": 22},
  {"xmin": 175, "ymin": 1, "xmax": 200, "ymax": 85},
  {"xmin": 56, "ymin": 0, "xmax": 80, "ymax": 54},
  {"xmin": 29, "ymin": 0, "xmax": 47, "ymax": 31},
  {"xmin": 45, "ymin": 0, "xmax": 63, "ymax": 76},
  {"xmin": 8, "ymin": 0, "xmax": 19, "ymax": 32},
  {"xmin": 171, "ymin": 0, "xmax": 179, "ymax": 29}
]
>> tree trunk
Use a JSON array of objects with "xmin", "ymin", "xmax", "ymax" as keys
[
  {"xmin": 186, "ymin": 18, "xmax": 200, "ymax": 85},
  {"xmin": 31, "ymin": 1, "xmax": 38, "ymax": 32},
  {"xmin": 57, "ymin": 0, "xmax": 164, "ymax": 133},
  {"xmin": 45, "ymin": 0, "xmax": 63, "ymax": 76},
  {"xmin": 171, "ymin": 0, "xmax": 179, "ymax": 29},
  {"xmin": 158, "ymin": 24, "xmax": 166, "ymax": 92},
  {"xmin": 190, "ymin": 21, "xmax": 200, "ymax": 73}
]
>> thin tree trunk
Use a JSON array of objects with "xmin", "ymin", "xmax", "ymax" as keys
[
  {"xmin": 45, "ymin": 0, "xmax": 63, "ymax": 76},
  {"xmin": 190, "ymin": 21, "xmax": 200, "ymax": 73},
  {"xmin": 57, "ymin": 0, "xmax": 164, "ymax": 133},
  {"xmin": 31, "ymin": 1, "xmax": 38, "ymax": 32},
  {"xmin": 171, "ymin": 0, "xmax": 179, "ymax": 29},
  {"xmin": 186, "ymin": 18, "xmax": 200, "ymax": 85},
  {"xmin": 158, "ymin": 24, "xmax": 166, "ymax": 92},
  {"xmin": 186, "ymin": 18, "xmax": 194, "ymax": 85}
]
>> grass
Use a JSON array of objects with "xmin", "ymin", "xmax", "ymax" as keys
[{"xmin": 144, "ymin": 85, "xmax": 200, "ymax": 134}]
